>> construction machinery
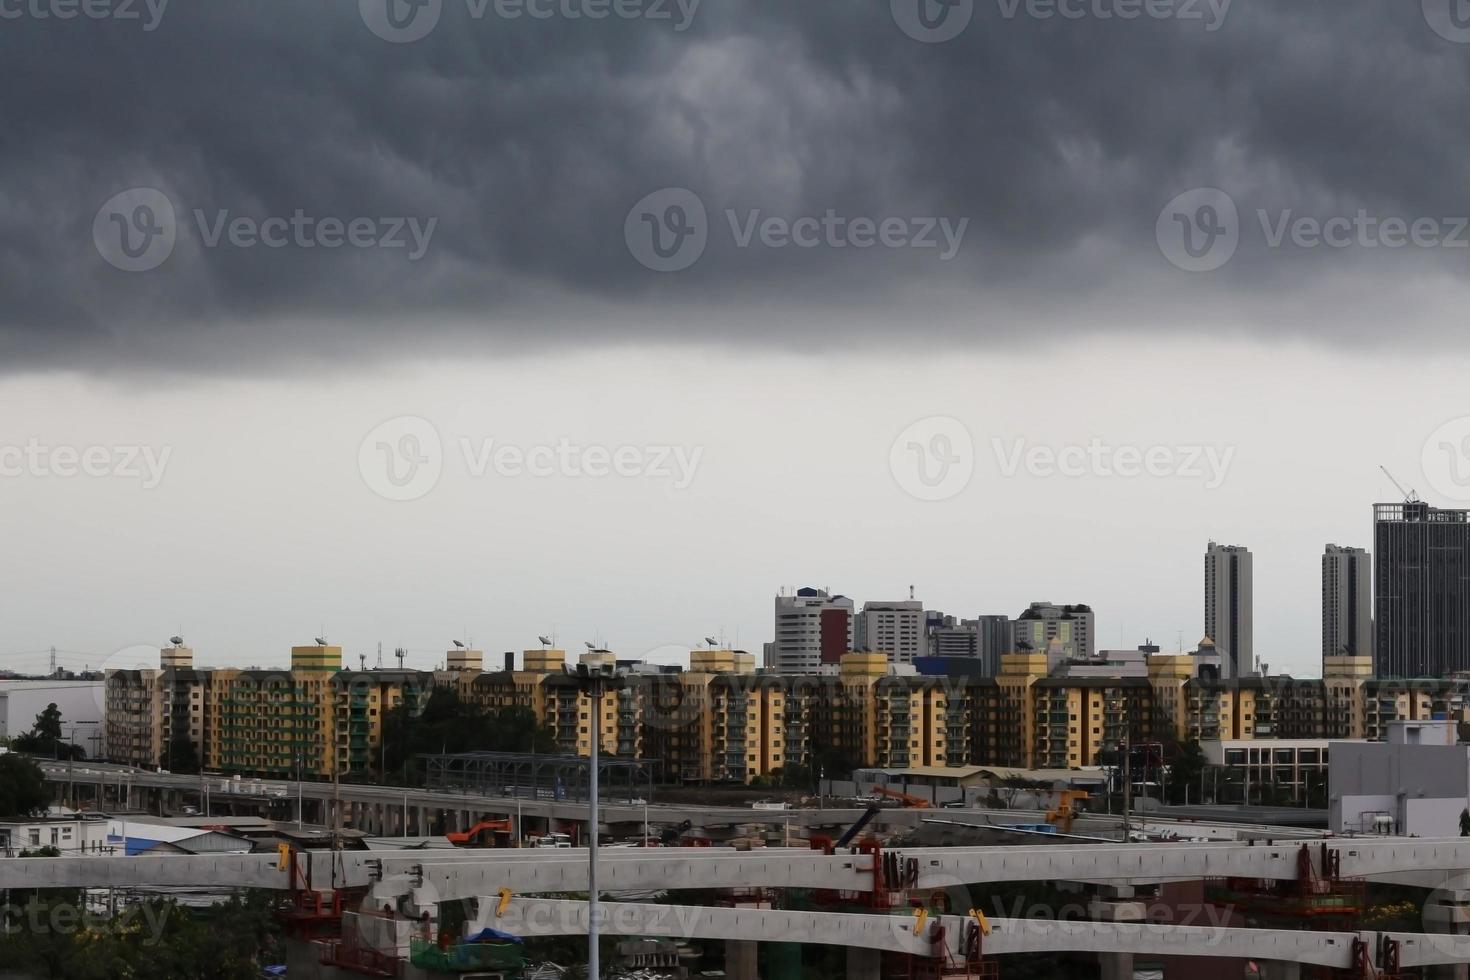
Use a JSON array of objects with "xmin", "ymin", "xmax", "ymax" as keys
[
  {"xmin": 871, "ymin": 786, "xmax": 932, "ymax": 809},
  {"xmin": 1045, "ymin": 790, "xmax": 1091, "ymax": 834},
  {"xmin": 446, "ymin": 818, "xmax": 514, "ymax": 848}
]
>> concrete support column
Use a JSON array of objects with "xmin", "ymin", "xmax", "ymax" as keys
[
  {"xmin": 727, "ymin": 940, "xmax": 758, "ymax": 980},
  {"xmin": 1090, "ymin": 887, "xmax": 1146, "ymax": 980},
  {"xmin": 1425, "ymin": 890, "xmax": 1470, "ymax": 980},
  {"xmin": 419, "ymin": 807, "xmax": 431, "ymax": 836},
  {"xmin": 845, "ymin": 945, "xmax": 879, "ymax": 980}
]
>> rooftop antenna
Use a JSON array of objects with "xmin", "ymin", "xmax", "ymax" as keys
[
  {"xmin": 395, "ymin": 646, "xmax": 406, "ymax": 670},
  {"xmin": 49, "ymin": 646, "xmax": 56, "ymax": 676},
  {"xmin": 909, "ymin": 584, "xmax": 915, "ymax": 600},
  {"xmin": 1380, "ymin": 465, "xmax": 1421, "ymax": 503},
  {"xmin": 538, "ymin": 635, "xmax": 553, "ymax": 648},
  {"xmin": 359, "ymin": 653, "xmax": 366, "ymax": 671},
  {"xmin": 376, "ymin": 642, "xmax": 383, "ymax": 668}
]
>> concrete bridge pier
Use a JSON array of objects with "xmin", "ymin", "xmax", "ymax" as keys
[
  {"xmin": 1425, "ymin": 889, "xmax": 1470, "ymax": 980},
  {"xmin": 1089, "ymin": 886, "xmax": 1147, "ymax": 980},
  {"xmin": 726, "ymin": 939, "xmax": 758, "ymax": 980},
  {"xmin": 845, "ymin": 945, "xmax": 880, "ymax": 980},
  {"xmin": 1258, "ymin": 961, "xmax": 1301, "ymax": 980}
]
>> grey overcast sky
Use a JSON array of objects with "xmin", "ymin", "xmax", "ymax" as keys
[{"xmin": 4, "ymin": 0, "xmax": 1470, "ymax": 677}]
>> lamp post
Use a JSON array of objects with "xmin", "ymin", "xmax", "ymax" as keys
[{"xmin": 568, "ymin": 659, "xmax": 622, "ymax": 980}]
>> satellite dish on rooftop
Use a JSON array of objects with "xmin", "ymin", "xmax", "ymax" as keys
[
  {"xmin": 314, "ymin": 637, "xmax": 328, "ymax": 646},
  {"xmin": 538, "ymin": 635, "xmax": 553, "ymax": 647},
  {"xmin": 168, "ymin": 636, "xmax": 184, "ymax": 647},
  {"xmin": 453, "ymin": 640, "xmax": 466, "ymax": 649}
]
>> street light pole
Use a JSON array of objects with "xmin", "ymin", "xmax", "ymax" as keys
[{"xmin": 568, "ymin": 659, "xmax": 621, "ymax": 980}]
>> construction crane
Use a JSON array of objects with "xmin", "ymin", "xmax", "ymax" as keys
[
  {"xmin": 1379, "ymin": 465, "xmax": 1421, "ymax": 503},
  {"xmin": 1046, "ymin": 790, "xmax": 1091, "ymax": 834}
]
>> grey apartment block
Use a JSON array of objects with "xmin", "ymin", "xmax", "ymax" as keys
[
  {"xmin": 1205, "ymin": 542, "xmax": 1253, "ymax": 679},
  {"xmin": 1323, "ymin": 544, "xmax": 1372, "ymax": 662}
]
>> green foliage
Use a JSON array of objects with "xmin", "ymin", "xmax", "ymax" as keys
[
  {"xmin": 0, "ymin": 754, "xmax": 53, "ymax": 818},
  {"xmin": 1165, "ymin": 738, "xmax": 1207, "ymax": 805},
  {"xmin": 13, "ymin": 704, "xmax": 84, "ymax": 761},
  {"xmin": 0, "ymin": 890, "xmax": 282, "ymax": 980},
  {"xmin": 381, "ymin": 687, "xmax": 557, "ymax": 784}
]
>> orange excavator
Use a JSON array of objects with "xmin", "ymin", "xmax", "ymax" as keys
[
  {"xmin": 870, "ymin": 786, "xmax": 931, "ymax": 809},
  {"xmin": 446, "ymin": 819, "xmax": 514, "ymax": 848}
]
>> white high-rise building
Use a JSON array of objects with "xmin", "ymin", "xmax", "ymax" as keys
[
  {"xmin": 1012, "ymin": 602, "xmax": 1094, "ymax": 659},
  {"xmin": 1323, "ymin": 543, "xmax": 1372, "ymax": 660},
  {"xmin": 1205, "ymin": 541, "xmax": 1254, "ymax": 678},
  {"xmin": 769, "ymin": 588, "xmax": 854, "ymax": 674},
  {"xmin": 856, "ymin": 600, "xmax": 925, "ymax": 665}
]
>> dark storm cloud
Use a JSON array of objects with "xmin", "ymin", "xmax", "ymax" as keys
[{"xmin": 0, "ymin": 0, "xmax": 1467, "ymax": 371}]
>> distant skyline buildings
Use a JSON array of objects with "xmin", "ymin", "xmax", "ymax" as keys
[
  {"xmin": 1374, "ymin": 501, "xmax": 1470, "ymax": 678},
  {"xmin": 1323, "ymin": 544, "xmax": 1372, "ymax": 662},
  {"xmin": 1205, "ymin": 541, "xmax": 1254, "ymax": 679},
  {"xmin": 766, "ymin": 588, "xmax": 853, "ymax": 674},
  {"xmin": 855, "ymin": 599, "xmax": 925, "ymax": 665},
  {"xmin": 1011, "ymin": 602, "xmax": 1095, "ymax": 660}
]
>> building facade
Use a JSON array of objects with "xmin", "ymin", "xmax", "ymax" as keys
[
  {"xmin": 768, "ymin": 588, "xmax": 854, "ymax": 674},
  {"xmin": 1374, "ymin": 501, "xmax": 1470, "ymax": 677},
  {"xmin": 1012, "ymin": 603, "xmax": 1094, "ymax": 660},
  {"xmin": 1205, "ymin": 542, "xmax": 1254, "ymax": 678},
  {"xmin": 1323, "ymin": 543, "xmax": 1373, "ymax": 662}
]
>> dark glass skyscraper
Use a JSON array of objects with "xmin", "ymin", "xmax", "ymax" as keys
[{"xmin": 1374, "ymin": 501, "xmax": 1470, "ymax": 678}]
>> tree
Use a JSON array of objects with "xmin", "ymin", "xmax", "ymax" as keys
[
  {"xmin": 13, "ymin": 704, "xmax": 84, "ymax": 761},
  {"xmin": 1165, "ymin": 739, "xmax": 1207, "ymax": 805},
  {"xmin": 166, "ymin": 735, "xmax": 200, "ymax": 775},
  {"xmin": 0, "ymin": 755, "xmax": 52, "ymax": 818},
  {"xmin": 380, "ymin": 688, "xmax": 557, "ymax": 784}
]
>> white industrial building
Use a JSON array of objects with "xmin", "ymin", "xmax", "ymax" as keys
[
  {"xmin": 1329, "ymin": 719, "xmax": 1469, "ymax": 836},
  {"xmin": 0, "ymin": 679, "xmax": 103, "ymax": 754}
]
